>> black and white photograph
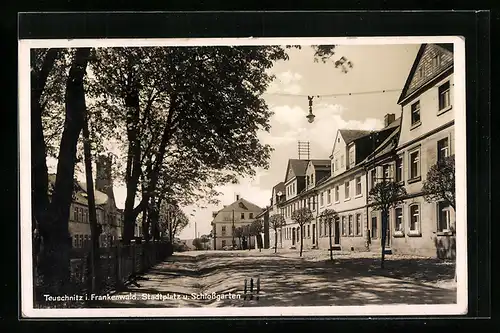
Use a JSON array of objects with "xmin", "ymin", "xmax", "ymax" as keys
[{"xmin": 19, "ymin": 36, "xmax": 467, "ymax": 317}]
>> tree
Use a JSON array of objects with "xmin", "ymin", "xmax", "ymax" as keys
[
  {"xmin": 200, "ymin": 234, "xmax": 210, "ymax": 250},
  {"xmin": 35, "ymin": 48, "xmax": 92, "ymax": 296},
  {"xmin": 368, "ymin": 180, "xmax": 407, "ymax": 269},
  {"xmin": 157, "ymin": 202, "xmax": 189, "ymax": 244},
  {"xmin": 423, "ymin": 155, "xmax": 456, "ymax": 210},
  {"xmin": 269, "ymin": 214, "xmax": 285, "ymax": 253},
  {"xmin": 192, "ymin": 238, "xmax": 203, "ymax": 251},
  {"xmin": 250, "ymin": 219, "xmax": 264, "ymax": 252},
  {"xmin": 291, "ymin": 208, "xmax": 313, "ymax": 257},
  {"xmin": 233, "ymin": 226, "xmax": 244, "ymax": 249},
  {"xmin": 319, "ymin": 209, "xmax": 338, "ymax": 261}
]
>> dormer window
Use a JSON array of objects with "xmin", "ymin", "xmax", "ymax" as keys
[{"xmin": 432, "ymin": 54, "xmax": 442, "ymax": 67}]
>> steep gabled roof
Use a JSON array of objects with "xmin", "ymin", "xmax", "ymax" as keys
[
  {"xmin": 217, "ymin": 197, "xmax": 263, "ymax": 213},
  {"xmin": 272, "ymin": 182, "xmax": 285, "ymax": 194},
  {"xmin": 339, "ymin": 129, "xmax": 372, "ymax": 145},
  {"xmin": 310, "ymin": 159, "xmax": 331, "ymax": 168},
  {"xmin": 363, "ymin": 127, "xmax": 400, "ymax": 163},
  {"xmin": 397, "ymin": 43, "xmax": 454, "ymax": 105},
  {"xmin": 284, "ymin": 159, "xmax": 309, "ymax": 182},
  {"xmin": 48, "ymin": 173, "xmax": 109, "ymax": 206}
]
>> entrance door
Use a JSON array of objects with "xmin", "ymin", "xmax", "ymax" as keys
[
  {"xmin": 312, "ymin": 224, "xmax": 316, "ymax": 244},
  {"xmin": 334, "ymin": 220, "xmax": 340, "ymax": 245},
  {"xmin": 292, "ymin": 228, "xmax": 296, "ymax": 245}
]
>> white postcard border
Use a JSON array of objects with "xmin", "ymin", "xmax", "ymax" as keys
[{"xmin": 19, "ymin": 36, "xmax": 467, "ymax": 318}]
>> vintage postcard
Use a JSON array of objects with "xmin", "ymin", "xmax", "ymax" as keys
[{"xmin": 19, "ymin": 36, "xmax": 467, "ymax": 318}]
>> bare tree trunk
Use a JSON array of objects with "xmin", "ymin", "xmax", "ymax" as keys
[
  {"xmin": 31, "ymin": 49, "xmax": 60, "ymax": 271},
  {"xmin": 380, "ymin": 211, "xmax": 387, "ymax": 269},
  {"xmin": 39, "ymin": 48, "xmax": 91, "ymax": 296},
  {"xmin": 300, "ymin": 225, "xmax": 304, "ymax": 257},
  {"xmin": 82, "ymin": 111, "xmax": 100, "ymax": 294},
  {"xmin": 274, "ymin": 230, "xmax": 278, "ymax": 253},
  {"xmin": 328, "ymin": 220, "xmax": 333, "ymax": 261}
]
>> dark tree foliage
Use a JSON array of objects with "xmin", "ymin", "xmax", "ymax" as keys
[
  {"xmin": 291, "ymin": 207, "xmax": 313, "ymax": 257},
  {"xmin": 269, "ymin": 214, "xmax": 285, "ymax": 253},
  {"xmin": 368, "ymin": 180, "xmax": 407, "ymax": 269},
  {"xmin": 319, "ymin": 208, "xmax": 338, "ymax": 261},
  {"xmin": 422, "ymin": 155, "xmax": 456, "ymax": 210}
]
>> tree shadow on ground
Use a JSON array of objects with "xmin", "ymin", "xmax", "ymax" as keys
[{"xmin": 92, "ymin": 253, "xmax": 457, "ymax": 308}]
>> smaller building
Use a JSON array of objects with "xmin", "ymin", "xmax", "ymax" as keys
[{"xmin": 211, "ymin": 196, "xmax": 264, "ymax": 250}]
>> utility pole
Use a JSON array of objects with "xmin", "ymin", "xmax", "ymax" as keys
[
  {"xmin": 232, "ymin": 210, "xmax": 235, "ymax": 247},
  {"xmin": 194, "ymin": 221, "xmax": 197, "ymax": 239}
]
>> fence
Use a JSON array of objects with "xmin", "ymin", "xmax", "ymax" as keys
[{"xmin": 35, "ymin": 241, "xmax": 172, "ymax": 305}]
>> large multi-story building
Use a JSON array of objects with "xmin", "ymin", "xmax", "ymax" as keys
[
  {"xmin": 211, "ymin": 196, "xmax": 264, "ymax": 250},
  {"xmin": 389, "ymin": 43, "xmax": 455, "ymax": 258},
  {"xmin": 272, "ymin": 43, "xmax": 455, "ymax": 259},
  {"xmin": 48, "ymin": 155, "xmax": 125, "ymax": 248}
]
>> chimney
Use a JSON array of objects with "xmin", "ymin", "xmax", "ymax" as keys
[
  {"xmin": 384, "ymin": 113, "xmax": 396, "ymax": 127},
  {"xmin": 96, "ymin": 154, "xmax": 115, "ymax": 203}
]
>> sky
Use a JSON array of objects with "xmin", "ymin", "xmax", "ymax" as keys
[{"xmin": 46, "ymin": 43, "xmax": 420, "ymax": 240}]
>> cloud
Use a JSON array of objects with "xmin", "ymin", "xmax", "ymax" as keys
[{"xmin": 267, "ymin": 70, "xmax": 303, "ymax": 95}]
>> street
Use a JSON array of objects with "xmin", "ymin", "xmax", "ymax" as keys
[{"xmin": 95, "ymin": 250, "xmax": 456, "ymax": 308}]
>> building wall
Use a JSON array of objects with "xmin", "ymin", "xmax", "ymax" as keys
[
  {"xmin": 212, "ymin": 204, "xmax": 263, "ymax": 249},
  {"xmin": 332, "ymin": 133, "xmax": 347, "ymax": 177},
  {"xmin": 392, "ymin": 70, "xmax": 456, "ymax": 258}
]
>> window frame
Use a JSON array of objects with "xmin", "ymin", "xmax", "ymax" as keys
[
  {"xmin": 335, "ymin": 186, "xmax": 340, "ymax": 203},
  {"xmin": 327, "ymin": 189, "xmax": 331, "ymax": 204},
  {"xmin": 410, "ymin": 100, "xmax": 421, "ymax": 127},
  {"xmin": 408, "ymin": 146, "xmax": 421, "ymax": 182},
  {"xmin": 408, "ymin": 203, "xmax": 421, "ymax": 236},
  {"xmin": 348, "ymin": 215, "xmax": 354, "ymax": 236},
  {"xmin": 341, "ymin": 216, "xmax": 347, "ymax": 236},
  {"xmin": 344, "ymin": 180, "xmax": 350, "ymax": 200},
  {"xmin": 394, "ymin": 206, "xmax": 404, "ymax": 236},
  {"xmin": 355, "ymin": 213, "xmax": 362, "ymax": 236},
  {"xmin": 355, "ymin": 176, "xmax": 362, "ymax": 196},
  {"xmin": 438, "ymin": 80, "xmax": 451, "ymax": 111},
  {"xmin": 437, "ymin": 201, "xmax": 453, "ymax": 233},
  {"xmin": 437, "ymin": 137, "xmax": 450, "ymax": 163},
  {"xmin": 371, "ymin": 214, "xmax": 378, "ymax": 239},
  {"xmin": 221, "ymin": 225, "xmax": 227, "ymax": 236},
  {"xmin": 395, "ymin": 155, "xmax": 403, "ymax": 183}
]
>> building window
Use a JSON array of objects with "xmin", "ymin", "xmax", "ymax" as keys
[
  {"xmin": 438, "ymin": 81, "xmax": 451, "ymax": 110},
  {"xmin": 73, "ymin": 235, "xmax": 78, "ymax": 248},
  {"xmin": 371, "ymin": 215, "xmax": 378, "ymax": 239},
  {"xmin": 327, "ymin": 189, "xmax": 331, "ymax": 204},
  {"xmin": 370, "ymin": 169, "xmax": 377, "ymax": 189},
  {"xmin": 348, "ymin": 148, "xmax": 355, "ymax": 168},
  {"xmin": 335, "ymin": 159, "xmax": 339, "ymax": 171},
  {"xmin": 395, "ymin": 207, "xmax": 403, "ymax": 232},
  {"xmin": 311, "ymin": 174, "xmax": 314, "ymax": 185},
  {"xmin": 249, "ymin": 213, "xmax": 254, "ymax": 219},
  {"xmin": 78, "ymin": 208, "xmax": 83, "ymax": 223},
  {"xmin": 241, "ymin": 213, "xmax": 245, "ymax": 219},
  {"xmin": 78, "ymin": 235, "xmax": 83, "ymax": 248},
  {"xmin": 221, "ymin": 240, "xmax": 226, "ymax": 247},
  {"xmin": 409, "ymin": 204, "xmax": 420, "ymax": 232},
  {"xmin": 396, "ymin": 156, "xmax": 403, "ymax": 183},
  {"xmin": 355, "ymin": 176, "xmax": 362, "ymax": 195},
  {"xmin": 293, "ymin": 183, "xmax": 296, "ymax": 194},
  {"xmin": 221, "ymin": 226, "xmax": 227, "ymax": 236},
  {"xmin": 335, "ymin": 186, "xmax": 340, "ymax": 202},
  {"xmin": 411, "ymin": 101, "xmax": 421, "ymax": 125},
  {"xmin": 437, "ymin": 138, "xmax": 450, "ymax": 162},
  {"xmin": 320, "ymin": 192, "xmax": 324, "ymax": 206},
  {"xmin": 307, "ymin": 225, "xmax": 310, "ymax": 238},
  {"xmin": 383, "ymin": 164, "xmax": 392, "ymax": 180},
  {"xmin": 437, "ymin": 201, "xmax": 452, "ymax": 232},
  {"xmin": 348, "ymin": 215, "xmax": 354, "ymax": 236},
  {"xmin": 340, "ymin": 155, "xmax": 345, "ymax": 168},
  {"xmin": 342, "ymin": 216, "xmax": 347, "ymax": 236},
  {"xmin": 356, "ymin": 214, "xmax": 362, "ymax": 236},
  {"xmin": 324, "ymin": 220, "xmax": 328, "ymax": 235},
  {"xmin": 312, "ymin": 196, "xmax": 316, "ymax": 211},
  {"xmin": 345, "ymin": 180, "xmax": 350, "ymax": 199},
  {"xmin": 73, "ymin": 206, "xmax": 78, "ymax": 221},
  {"xmin": 409, "ymin": 149, "xmax": 421, "ymax": 180}
]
